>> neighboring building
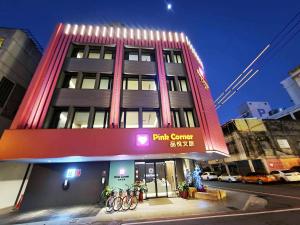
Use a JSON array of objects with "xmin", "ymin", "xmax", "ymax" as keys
[
  {"xmin": 268, "ymin": 66, "xmax": 300, "ymax": 120},
  {"xmin": 0, "ymin": 28, "xmax": 42, "ymax": 210},
  {"xmin": 281, "ymin": 66, "xmax": 300, "ymax": 105},
  {"xmin": 0, "ymin": 24, "xmax": 228, "ymax": 210},
  {"xmin": 0, "ymin": 28, "xmax": 42, "ymax": 136},
  {"xmin": 207, "ymin": 118, "xmax": 300, "ymax": 176},
  {"xmin": 239, "ymin": 101, "xmax": 272, "ymax": 119}
]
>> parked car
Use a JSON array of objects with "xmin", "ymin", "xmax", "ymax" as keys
[
  {"xmin": 270, "ymin": 170, "xmax": 300, "ymax": 182},
  {"xmin": 241, "ymin": 172, "xmax": 277, "ymax": 184},
  {"xmin": 218, "ymin": 173, "xmax": 241, "ymax": 182},
  {"xmin": 290, "ymin": 166, "xmax": 300, "ymax": 173},
  {"xmin": 201, "ymin": 172, "xmax": 218, "ymax": 181}
]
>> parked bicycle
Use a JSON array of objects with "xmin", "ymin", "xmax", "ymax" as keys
[{"xmin": 122, "ymin": 185, "xmax": 138, "ymax": 210}]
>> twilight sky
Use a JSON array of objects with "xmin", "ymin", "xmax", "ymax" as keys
[{"xmin": 1, "ymin": 0, "xmax": 300, "ymax": 123}]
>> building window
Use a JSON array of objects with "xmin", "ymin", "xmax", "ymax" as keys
[
  {"xmin": 62, "ymin": 72, "xmax": 77, "ymax": 89},
  {"xmin": 142, "ymin": 78, "xmax": 157, "ymax": 91},
  {"xmin": 167, "ymin": 77, "xmax": 176, "ymax": 91},
  {"xmin": 72, "ymin": 109, "xmax": 90, "ymax": 128},
  {"xmin": 184, "ymin": 110, "xmax": 195, "ymax": 127},
  {"xmin": 103, "ymin": 46, "xmax": 115, "ymax": 60},
  {"xmin": 81, "ymin": 73, "xmax": 96, "ymax": 89},
  {"xmin": 142, "ymin": 111, "xmax": 160, "ymax": 128},
  {"xmin": 123, "ymin": 77, "xmax": 139, "ymax": 90},
  {"xmin": 125, "ymin": 48, "xmax": 139, "ymax": 61},
  {"xmin": 141, "ymin": 49, "xmax": 155, "ymax": 62},
  {"xmin": 88, "ymin": 46, "xmax": 101, "ymax": 59},
  {"xmin": 0, "ymin": 37, "xmax": 4, "ymax": 48},
  {"xmin": 0, "ymin": 77, "xmax": 14, "ymax": 107},
  {"xmin": 178, "ymin": 78, "xmax": 188, "ymax": 91},
  {"xmin": 57, "ymin": 111, "xmax": 68, "ymax": 128},
  {"xmin": 99, "ymin": 76, "xmax": 113, "ymax": 90},
  {"xmin": 49, "ymin": 109, "xmax": 68, "ymax": 128},
  {"xmin": 174, "ymin": 51, "xmax": 183, "ymax": 63},
  {"xmin": 171, "ymin": 110, "xmax": 181, "ymax": 127},
  {"xmin": 120, "ymin": 110, "xmax": 139, "ymax": 128},
  {"xmin": 71, "ymin": 45, "xmax": 85, "ymax": 58},
  {"xmin": 163, "ymin": 51, "xmax": 172, "ymax": 63},
  {"xmin": 93, "ymin": 110, "xmax": 109, "ymax": 128}
]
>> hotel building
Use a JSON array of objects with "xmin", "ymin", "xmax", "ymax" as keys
[{"xmin": 0, "ymin": 23, "xmax": 228, "ymax": 210}]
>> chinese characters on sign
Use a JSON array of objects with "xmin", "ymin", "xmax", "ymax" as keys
[
  {"xmin": 152, "ymin": 133, "xmax": 195, "ymax": 148},
  {"xmin": 196, "ymin": 67, "xmax": 209, "ymax": 90},
  {"xmin": 169, "ymin": 140, "xmax": 195, "ymax": 148}
]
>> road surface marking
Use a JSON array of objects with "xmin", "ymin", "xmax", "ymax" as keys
[
  {"xmin": 123, "ymin": 207, "xmax": 300, "ymax": 224},
  {"xmin": 206, "ymin": 184, "xmax": 300, "ymax": 200}
]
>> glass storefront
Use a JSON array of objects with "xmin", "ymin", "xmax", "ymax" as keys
[{"xmin": 135, "ymin": 160, "xmax": 177, "ymax": 198}]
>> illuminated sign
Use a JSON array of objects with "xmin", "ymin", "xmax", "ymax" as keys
[
  {"xmin": 136, "ymin": 134, "xmax": 149, "ymax": 146},
  {"xmin": 153, "ymin": 133, "xmax": 195, "ymax": 148},
  {"xmin": 196, "ymin": 67, "xmax": 209, "ymax": 90},
  {"xmin": 66, "ymin": 168, "xmax": 81, "ymax": 178}
]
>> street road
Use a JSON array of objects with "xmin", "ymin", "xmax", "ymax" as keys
[{"xmin": 123, "ymin": 181, "xmax": 300, "ymax": 225}]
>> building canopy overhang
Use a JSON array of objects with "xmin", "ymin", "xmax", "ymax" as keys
[{"xmin": 0, "ymin": 128, "xmax": 228, "ymax": 163}]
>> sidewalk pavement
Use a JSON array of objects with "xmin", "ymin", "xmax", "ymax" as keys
[{"xmin": 1, "ymin": 189, "xmax": 267, "ymax": 225}]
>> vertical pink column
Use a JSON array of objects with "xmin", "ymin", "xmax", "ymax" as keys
[
  {"xmin": 109, "ymin": 40, "xmax": 124, "ymax": 128},
  {"xmin": 156, "ymin": 43, "xmax": 172, "ymax": 127},
  {"xmin": 10, "ymin": 24, "xmax": 64, "ymax": 129}
]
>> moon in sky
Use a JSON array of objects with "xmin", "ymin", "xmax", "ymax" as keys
[{"xmin": 167, "ymin": 3, "xmax": 172, "ymax": 11}]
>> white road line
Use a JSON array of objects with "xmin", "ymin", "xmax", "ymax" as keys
[
  {"xmin": 206, "ymin": 184, "xmax": 300, "ymax": 200},
  {"xmin": 123, "ymin": 207, "xmax": 300, "ymax": 225}
]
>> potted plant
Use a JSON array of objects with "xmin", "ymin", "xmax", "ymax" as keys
[
  {"xmin": 177, "ymin": 181, "xmax": 189, "ymax": 199},
  {"xmin": 133, "ymin": 181, "xmax": 148, "ymax": 202},
  {"xmin": 100, "ymin": 185, "xmax": 112, "ymax": 205}
]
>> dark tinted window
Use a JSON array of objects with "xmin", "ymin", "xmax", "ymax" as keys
[{"xmin": 0, "ymin": 77, "xmax": 14, "ymax": 107}]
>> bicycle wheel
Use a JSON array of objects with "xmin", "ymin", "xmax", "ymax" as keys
[
  {"xmin": 105, "ymin": 197, "xmax": 114, "ymax": 213},
  {"xmin": 129, "ymin": 196, "xmax": 138, "ymax": 210},
  {"xmin": 122, "ymin": 196, "xmax": 131, "ymax": 210},
  {"xmin": 113, "ymin": 197, "xmax": 123, "ymax": 211}
]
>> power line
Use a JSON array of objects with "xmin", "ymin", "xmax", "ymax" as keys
[{"xmin": 214, "ymin": 11, "xmax": 300, "ymax": 109}]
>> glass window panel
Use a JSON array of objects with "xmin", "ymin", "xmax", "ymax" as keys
[
  {"xmin": 72, "ymin": 111, "xmax": 89, "ymax": 128},
  {"xmin": 184, "ymin": 111, "xmax": 195, "ymax": 128},
  {"xmin": 127, "ymin": 78, "xmax": 139, "ymax": 90},
  {"xmin": 68, "ymin": 77, "xmax": 77, "ymax": 89},
  {"xmin": 172, "ymin": 111, "xmax": 181, "ymax": 128},
  {"xmin": 179, "ymin": 79, "xmax": 188, "ymax": 92},
  {"xmin": 142, "ymin": 79, "xmax": 157, "ymax": 91},
  {"xmin": 129, "ymin": 53, "xmax": 138, "ymax": 61},
  {"xmin": 57, "ymin": 111, "xmax": 68, "ymax": 128},
  {"xmin": 81, "ymin": 76, "xmax": 96, "ymax": 89},
  {"xmin": 120, "ymin": 111, "xmax": 125, "ymax": 128},
  {"xmin": 143, "ymin": 111, "xmax": 159, "ymax": 128},
  {"xmin": 126, "ymin": 111, "xmax": 139, "ymax": 128},
  {"xmin": 104, "ymin": 51, "xmax": 113, "ymax": 60},
  {"xmin": 76, "ymin": 51, "xmax": 84, "ymax": 58},
  {"xmin": 93, "ymin": 111, "xmax": 105, "ymax": 128},
  {"xmin": 122, "ymin": 79, "xmax": 127, "ymax": 90},
  {"xmin": 88, "ymin": 51, "xmax": 100, "ymax": 59},
  {"xmin": 167, "ymin": 78, "xmax": 175, "ymax": 91},
  {"xmin": 174, "ymin": 54, "xmax": 182, "ymax": 63},
  {"xmin": 0, "ymin": 37, "xmax": 4, "ymax": 48},
  {"xmin": 141, "ymin": 54, "xmax": 151, "ymax": 62},
  {"xmin": 99, "ymin": 77, "xmax": 110, "ymax": 90}
]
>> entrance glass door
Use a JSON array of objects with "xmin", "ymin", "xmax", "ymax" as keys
[
  {"xmin": 136, "ymin": 160, "xmax": 176, "ymax": 198},
  {"xmin": 145, "ymin": 162, "xmax": 156, "ymax": 198}
]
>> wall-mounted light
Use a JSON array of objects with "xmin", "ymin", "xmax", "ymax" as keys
[
  {"xmin": 119, "ymin": 168, "xmax": 125, "ymax": 175},
  {"xmin": 72, "ymin": 24, "xmax": 78, "ymax": 35},
  {"xmin": 80, "ymin": 25, "xmax": 86, "ymax": 36}
]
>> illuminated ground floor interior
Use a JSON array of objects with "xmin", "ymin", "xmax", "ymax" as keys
[{"xmin": 17, "ymin": 158, "xmax": 196, "ymax": 211}]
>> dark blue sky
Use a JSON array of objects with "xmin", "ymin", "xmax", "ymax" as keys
[{"xmin": 1, "ymin": 0, "xmax": 300, "ymax": 123}]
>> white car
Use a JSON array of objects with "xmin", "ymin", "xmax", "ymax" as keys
[
  {"xmin": 201, "ymin": 172, "xmax": 218, "ymax": 181},
  {"xmin": 270, "ymin": 170, "xmax": 300, "ymax": 182},
  {"xmin": 218, "ymin": 174, "xmax": 241, "ymax": 182}
]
